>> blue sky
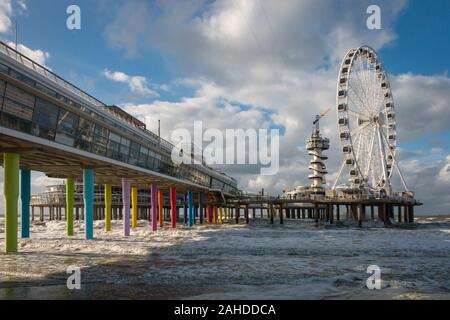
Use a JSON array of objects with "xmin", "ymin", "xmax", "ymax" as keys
[{"xmin": 1, "ymin": 0, "xmax": 450, "ymax": 214}]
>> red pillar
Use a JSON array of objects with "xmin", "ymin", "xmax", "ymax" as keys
[
  {"xmin": 207, "ymin": 205, "xmax": 212, "ymax": 224},
  {"xmin": 170, "ymin": 187, "xmax": 177, "ymax": 228}
]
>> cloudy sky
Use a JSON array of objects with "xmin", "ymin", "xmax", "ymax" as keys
[{"xmin": 0, "ymin": 0, "xmax": 449, "ymax": 215}]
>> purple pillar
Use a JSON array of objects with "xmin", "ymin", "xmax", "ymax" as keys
[
  {"xmin": 122, "ymin": 178, "xmax": 131, "ymax": 236},
  {"xmin": 151, "ymin": 183, "xmax": 158, "ymax": 231}
]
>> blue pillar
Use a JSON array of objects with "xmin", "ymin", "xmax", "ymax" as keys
[
  {"xmin": 188, "ymin": 190, "xmax": 194, "ymax": 227},
  {"xmin": 20, "ymin": 169, "xmax": 31, "ymax": 238},
  {"xmin": 199, "ymin": 193, "xmax": 203, "ymax": 224},
  {"xmin": 83, "ymin": 168, "xmax": 94, "ymax": 240}
]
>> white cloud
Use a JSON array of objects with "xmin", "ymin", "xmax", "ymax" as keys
[
  {"xmin": 0, "ymin": 0, "xmax": 13, "ymax": 33},
  {"xmin": 5, "ymin": 41, "xmax": 50, "ymax": 66},
  {"xmin": 103, "ymin": 69, "xmax": 159, "ymax": 98}
]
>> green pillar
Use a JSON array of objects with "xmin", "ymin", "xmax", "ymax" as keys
[
  {"xmin": 66, "ymin": 178, "xmax": 75, "ymax": 236},
  {"xmin": 4, "ymin": 153, "xmax": 20, "ymax": 253}
]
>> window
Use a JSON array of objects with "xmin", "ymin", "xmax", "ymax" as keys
[
  {"xmin": 31, "ymin": 98, "xmax": 59, "ymax": 140},
  {"xmin": 119, "ymin": 137, "xmax": 130, "ymax": 162},
  {"xmin": 92, "ymin": 124, "xmax": 109, "ymax": 156},
  {"xmin": 74, "ymin": 118, "xmax": 94, "ymax": 151},
  {"xmin": 0, "ymin": 63, "xmax": 8, "ymax": 74},
  {"xmin": 129, "ymin": 141, "xmax": 140, "ymax": 165},
  {"xmin": 138, "ymin": 146, "xmax": 149, "ymax": 168},
  {"xmin": 55, "ymin": 110, "xmax": 79, "ymax": 146},
  {"xmin": 107, "ymin": 132, "xmax": 122, "ymax": 161}
]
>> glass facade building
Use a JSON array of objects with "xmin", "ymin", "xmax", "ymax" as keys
[{"xmin": 0, "ymin": 41, "xmax": 238, "ymax": 194}]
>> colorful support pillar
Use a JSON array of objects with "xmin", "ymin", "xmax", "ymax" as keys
[
  {"xmin": 184, "ymin": 194, "xmax": 188, "ymax": 224},
  {"xmin": 157, "ymin": 190, "xmax": 163, "ymax": 228},
  {"xmin": 131, "ymin": 186, "xmax": 138, "ymax": 229},
  {"xmin": 207, "ymin": 205, "xmax": 212, "ymax": 224},
  {"xmin": 219, "ymin": 207, "xmax": 223, "ymax": 224},
  {"xmin": 122, "ymin": 178, "xmax": 131, "ymax": 236},
  {"xmin": 187, "ymin": 190, "xmax": 194, "ymax": 227},
  {"xmin": 66, "ymin": 177, "xmax": 75, "ymax": 236},
  {"xmin": 170, "ymin": 187, "xmax": 177, "ymax": 228},
  {"xmin": 104, "ymin": 184, "xmax": 112, "ymax": 232},
  {"xmin": 198, "ymin": 193, "xmax": 203, "ymax": 224},
  {"xmin": 4, "ymin": 153, "xmax": 19, "ymax": 253},
  {"xmin": 83, "ymin": 168, "xmax": 94, "ymax": 240},
  {"xmin": 20, "ymin": 169, "xmax": 31, "ymax": 238},
  {"xmin": 151, "ymin": 184, "xmax": 158, "ymax": 231},
  {"xmin": 213, "ymin": 206, "xmax": 218, "ymax": 224}
]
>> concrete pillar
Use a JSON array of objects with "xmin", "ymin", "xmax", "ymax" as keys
[
  {"xmin": 4, "ymin": 153, "xmax": 20, "ymax": 253},
  {"xmin": 408, "ymin": 205, "xmax": 414, "ymax": 223},
  {"xmin": 122, "ymin": 178, "xmax": 131, "ymax": 236},
  {"xmin": 245, "ymin": 205, "xmax": 249, "ymax": 224},
  {"xmin": 20, "ymin": 169, "xmax": 31, "ymax": 238},
  {"xmin": 397, "ymin": 206, "xmax": 402, "ymax": 223},
  {"xmin": 357, "ymin": 204, "xmax": 363, "ymax": 227},
  {"xmin": 336, "ymin": 205, "xmax": 340, "ymax": 221},
  {"xmin": 83, "ymin": 168, "xmax": 94, "ymax": 240},
  {"xmin": 403, "ymin": 205, "xmax": 408, "ymax": 223},
  {"xmin": 66, "ymin": 177, "xmax": 75, "ymax": 236},
  {"xmin": 279, "ymin": 204, "xmax": 284, "ymax": 224},
  {"xmin": 314, "ymin": 204, "xmax": 319, "ymax": 224}
]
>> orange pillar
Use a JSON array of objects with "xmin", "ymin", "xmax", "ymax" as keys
[{"xmin": 213, "ymin": 206, "xmax": 218, "ymax": 224}]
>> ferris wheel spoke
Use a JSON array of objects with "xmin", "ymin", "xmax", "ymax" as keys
[{"xmin": 364, "ymin": 126, "xmax": 377, "ymax": 177}]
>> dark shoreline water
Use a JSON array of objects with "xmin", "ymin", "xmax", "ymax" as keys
[{"xmin": 1, "ymin": 217, "xmax": 449, "ymax": 300}]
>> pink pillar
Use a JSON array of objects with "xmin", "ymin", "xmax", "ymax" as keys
[
  {"xmin": 151, "ymin": 183, "xmax": 158, "ymax": 231},
  {"xmin": 122, "ymin": 178, "xmax": 131, "ymax": 236}
]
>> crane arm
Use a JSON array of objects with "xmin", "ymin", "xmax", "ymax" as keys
[{"xmin": 313, "ymin": 107, "xmax": 331, "ymax": 124}]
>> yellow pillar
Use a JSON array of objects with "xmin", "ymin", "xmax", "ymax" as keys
[
  {"xmin": 131, "ymin": 186, "xmax": 138, "ymax": 229},
  {"xmin": 105, "ymin": 184, "xmax": 112, "ymax": 232},
  {"xmin": 225, "ymin": 207, "xmax": 229, "ymax": 221},
  {"xmin": 219, "ymin": 207, "xmax": 223, "ymax": 224}
]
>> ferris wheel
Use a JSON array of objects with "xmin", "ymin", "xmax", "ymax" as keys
[{"xmin": 333, "ymin": 45, "xmax": 408, "ymax": 195}]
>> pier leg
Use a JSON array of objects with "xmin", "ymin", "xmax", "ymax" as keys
[
  {"xmin": 206, "ymin": 205, "xmax": 212, "ymax": 224},
  {"xmin": 214, "ymin": 206, "xmax": 218, "ymax": 224},
  {"xmin": 122, "ymin": 178, "xmax": 131, "ymax": 236},
  {"xmin": 4, "ymin": 153, "xmax": 19, "ymax": 253},
  {"xmin": 158, "ymin": 190, "xmax": 163, "ymax": 228},
  {"xmin": 219, "ymin": 207, "xmax": 223, "ymax": 224},
  {"xmin": 20, "ymin": 169, "xmax": 31, "ymax": 238},
  {"xmin": 245, "ymin": 205, "xmax": 249, "ymax": 224},
  {"xmin": 398, "ymin": 206, "xmax": 402, "ymax": 223},
  {"xmin": 151, "ymin": 183, "xmax": 158, "ymax": 231},
  {"xmin": 188, "ymin": 190, "xmax": 194, "ymax": 227},
  {"xmin": 105, "ymin": 184, "xmax": 112, "ymax": 232},
  {"xmin": 184, "ymin": 195, "xmax": 188, "ymax": 224},
  {"xmin": 408, "ymin": 206, "xmax": 414, "ymax": 223},
  {"xmin": 357, "ymin": 204, "xmax": 363, "ymax": 227},
  {"xmin": 170, "ymin": 187, "xmax": 177, "ymax": 228},
  {"xmin": 330, "ymin": 205, "xmax": 334, "ymax": 224},
  {"xmin": 83, "ymin": 168, "xmax": 94, "ymax": 240},
  {"xmin": 403, "ymin": 206, "xmax": 408, "ymax": 223},
  {"xmin": 370, "ymin": 206, "xmax": 374, "ymax": 221},
  {"xmin": 235, "ymin": 206, "xmax": 240, "ymax": 223},
  {"xmin": 336, "ymin": 205, "xmax": 340, "ymax": 221},
  {"xmin": 199, "ymin": 193, "xmax": 203, "ymax": 224},
  {"xmin": 270, "ymin": 204, "xmax": 274, "ymax": 224},
  {"xmin": 66, "ymin": 177, "xmax": 75, "ymax": 236},
  {"xmin": 132, "ymin": 186, "xmax": 138, "ymax": 229},
  {"xmin": 279, "ymin": 204, "xmax": 284, "ymax": 224},
  {"xmin": 314, "ymin": 204, "xmax": 319, "ymax": 224}
]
